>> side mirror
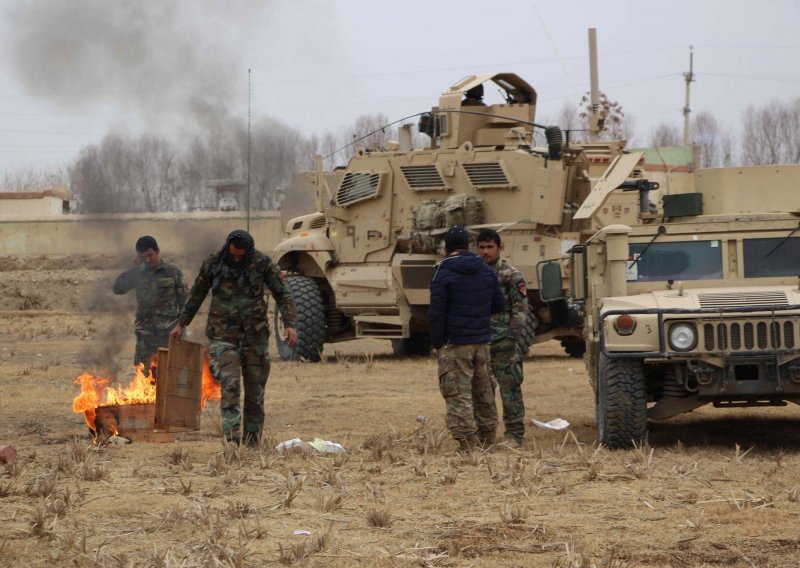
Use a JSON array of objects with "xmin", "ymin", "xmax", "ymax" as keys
[{"xmin": 538, "ymin": 260, "xmax": 565, "ymax": 302}]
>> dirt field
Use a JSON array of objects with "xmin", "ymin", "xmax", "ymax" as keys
[{"xmin": 2, "ymin": 257, "xmax": 800, "ymax": 567}]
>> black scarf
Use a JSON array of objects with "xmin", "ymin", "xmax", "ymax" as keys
[{"xmin": 212, "ymin": 230, "xmax": 255, "ymax": 290}]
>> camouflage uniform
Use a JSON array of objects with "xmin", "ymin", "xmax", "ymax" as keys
[
  {"xmin": 178, "ymin": 250, "xmax": 295, "ymax": 443},
  {"xmin": 438, "ymin": 343, "xmax": 497, "ymax": 444},
  {"xmin": 490, "ymin": 260, "xmax": 529, "ymax": 443},
  {"xmin": 112, "ymin": 261, "xmax": 186, "ymax": 368}
]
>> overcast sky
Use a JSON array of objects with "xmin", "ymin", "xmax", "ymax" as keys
[{"xmin": 0, "ymin": 0, "xmax": 799, "ymax": 180}]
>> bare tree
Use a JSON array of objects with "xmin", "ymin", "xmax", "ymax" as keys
[
  {"xmin": 740, "ymin": 98, "xmax": 800, "ymax": 165},
  {"xmin": 649, "ymin": 122, "xmax": 682, "ymax": 147},
  {"xmin": 578, "ymin": 92, "xmax": 631, "ymax": 141},
  {"xmin": 339, "ymin": 113, "xmax": 395, "ymax": 163},
  {"xmin": 692, "ymin": 111, "xmax": 734, "ymax": 167},
  {"xmin": 1, "ymin": 166, "xmax": 68, "ymax": 192}
]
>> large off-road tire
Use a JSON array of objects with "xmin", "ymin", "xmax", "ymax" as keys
[
  {"xmin": 391, "ymin": 332, "xmax": 432, "ymax": 357},
  {"xmin": 596, "ymin": 353, "xmax": 647, "ymax": 448},
  {"xmin": 561, "ymin": 339, "xmax": 586, "ymax": 359},
  {"xmin": 274, "ymin": 276, "xmax": 325, "ymax": 362}
]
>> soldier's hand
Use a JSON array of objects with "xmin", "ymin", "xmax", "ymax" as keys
[
  {"xmin": 170, "ymin": 323, "xmax": 185, "ymax": 340},
  {"xmin": 285, "ymin": 327, "xmax": 298, "ymax": 348}
]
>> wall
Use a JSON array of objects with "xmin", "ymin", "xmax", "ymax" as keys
[
  {"xmin": 0, "ymin": 195, "xmax": 65, "ymax": 217},
  {"xmin": 0, "ymin": 211, "xmax": 285, "ymax": 257}
]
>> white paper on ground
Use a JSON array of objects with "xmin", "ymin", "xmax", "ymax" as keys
[
  {"xmin": 275, "ymin": 438, "xmax": 305, "ymax": 451},
  {"xmin": 293, "ymin": 530, "xmax": 311, "ymax": 536},
  {"xmin": 531, "ymin": 418, "xmax": 570, "ymax": 431},
  {"xmin": 309, "ymin": 438, "xmax": 346, "ymax": 454}
]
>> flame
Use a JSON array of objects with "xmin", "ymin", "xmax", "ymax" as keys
[
  {"xmin": 72, "ymin": 351, "xmax": 220, "ymax": 432},
  {"xmin": 72, "ymin": 363, "xmax": 155, "ymax": 431},
  {"xmin": 201, "ymin": 349, "xmax": 221, "ymax": 409}
]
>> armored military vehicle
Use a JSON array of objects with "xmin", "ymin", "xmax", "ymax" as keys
[
  {"xmin": 272, "ymin": 73, "xmax": 643, "ymax": 361},
  {"xmin": 541, "ymin": 165, "xmax": 800, "ymax": 447}
]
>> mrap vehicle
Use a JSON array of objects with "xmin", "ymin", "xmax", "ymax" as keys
[{"xmin": 273, "ymin": 73, "xmax": 646, "ymax": 361}]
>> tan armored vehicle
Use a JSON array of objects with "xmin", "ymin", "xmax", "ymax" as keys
[
  {"xmin": 272, "ymin": 73, "xmax": 648, "ymax": 361},
  {"xmin": 542, "ymin": 166, "xmax": 800, "ymax": 447}
]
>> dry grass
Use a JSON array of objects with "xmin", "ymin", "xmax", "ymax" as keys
[{"xmin": 3, "ymin": 293, "xmax": 800, "ymax": 565}]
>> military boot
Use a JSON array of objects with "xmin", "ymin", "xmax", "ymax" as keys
[
  {"xmin": 477, "ymin": 430, "xmax": 497, "ymax": 449},
  {"xmin": 457, "ymin": 435, "xmax": 479, "ymax": 454},
  {"xmin": 501, "ymin": 434, "xmax": 523, "ymax": 450}
]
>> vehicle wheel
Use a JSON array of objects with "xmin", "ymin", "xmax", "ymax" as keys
[
  {"xmin": 391, "ymin": 332, "xmax": 432, "ymax": 357},
  {"xmin": 274, "ymin": 276, "xmax": 325, "ymax": 362},
  {"xmin": 561, "ymin": 339, "xmax": 586, "ymax": 358},
  {"xmin": 596, "ymin": 352, "xmax": 647, "ymax": 448}
]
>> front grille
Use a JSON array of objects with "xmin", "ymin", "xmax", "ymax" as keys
[
  {"xmin": 698, "ymin": 291, "xmax": 788, "ymax": 308},
  {"xmin": 400, "ymin": 259, "xmax": 436, "ymax": 289},
  {"xmin": 700, "ymin": 319, "xmax": 798, "ymax": 352}
]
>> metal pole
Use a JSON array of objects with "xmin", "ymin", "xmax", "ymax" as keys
[
  {"xmin": 246, "ymin": 68, "xmax": 251, "ymax": 232},
  {"xmin": 588, "ymin": 28, "xmax": 601, "ymax": 142},
  {"xmin": 682, "ymin": 46, "xmax": 694, "ymax": 146}
]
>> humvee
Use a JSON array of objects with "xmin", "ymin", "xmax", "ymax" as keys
[
  {"xmin": 541, "ymin": 165, "xmax": 800, "ymax": 447},
  {"xmin": 272, "ymin": 73, "xmax": 645, "ymax": 361}
]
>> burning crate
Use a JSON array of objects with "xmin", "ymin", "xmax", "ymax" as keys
[{"xmin": 74, "ymin": 338, "xmax": 219, "ymax": 443}]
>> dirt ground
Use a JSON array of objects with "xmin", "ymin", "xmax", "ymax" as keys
[{"xmin": 1, "ymin": 257, "xmax": 800, "ymax": 567}]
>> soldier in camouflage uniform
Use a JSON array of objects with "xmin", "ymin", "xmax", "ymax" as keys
[
  {"xmin": 113, "ymin": 235, "xmax": 186, "ymax": 374},
  {"xmin": 478, "ymin": 228, "xmax": 529, "ymax": 448},
  {"xmin": 429, "ymin": 227, "xmax": 504, "ymax": 452},
  {"xmin": 171, "ymin": 230, "xmax": 297, "ymax": 446}
]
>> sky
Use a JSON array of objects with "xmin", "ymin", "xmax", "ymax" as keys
[{"xmin": 0, "ymin": 0, "xmax": 799, "ymax": 180}]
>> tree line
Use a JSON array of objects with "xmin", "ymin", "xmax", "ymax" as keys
[{"xmin": 2, "ymin": 96, "xmax": 800, "ymax": 213}]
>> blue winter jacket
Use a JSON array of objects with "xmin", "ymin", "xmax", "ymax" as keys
[{"xmin": 428, "ymin": 251, "xmax": 505, "ymax": 348}]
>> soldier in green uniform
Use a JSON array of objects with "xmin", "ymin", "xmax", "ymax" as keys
[
  {"xmin": 171, "ymin": 230, "xmax": 297, "ymax": 446},
  {"xmin": 113, "ymin": 235, "xmax": 186, "ymax": 374},
  {"xmin": 477, "ymin": 228, "xmax": 530, "ymax": 448}
]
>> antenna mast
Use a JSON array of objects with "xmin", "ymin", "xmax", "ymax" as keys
[
  {"xmin": 246, "ymin": 68, "xmax": 252, "ymax": 232},
  {"xmin": 588, "ymin": 28, "xmax": 602, "ymax": 141},
  {"xmin": 682, "ymin": 46, "xmax": 695, "ymax": 146}
]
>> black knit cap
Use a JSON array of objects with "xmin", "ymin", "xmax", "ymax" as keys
[{"xmin": 444, "ymin": 226, "xmax": 469, "ymax": 253}]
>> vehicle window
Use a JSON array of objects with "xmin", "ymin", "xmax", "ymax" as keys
[
  {"xmin": 743, "ymin": 237, "xmax": 800, "ymax": 277},
  {"xmin": 626, "ymin": 241, "xmax": 722, "ymax": 282}
]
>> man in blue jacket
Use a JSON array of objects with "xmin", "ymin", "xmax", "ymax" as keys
[{"xmin": 428, "ymin": 226, "xmax": 505, "ymax": 451}]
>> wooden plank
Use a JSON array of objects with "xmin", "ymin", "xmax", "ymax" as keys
[
  {"xmin": 159, "ymin": 337, "xmax": 203, "ymax": 430},
  {"xmin": 154, "ymin": 348, "xmax": 170, "ymax": 430}
]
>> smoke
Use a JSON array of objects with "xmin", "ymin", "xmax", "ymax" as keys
[{"xmin": 4, "ymin": 1, "xmax": 264, "ymax": 137}]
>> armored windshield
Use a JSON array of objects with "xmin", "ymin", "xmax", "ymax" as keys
[
  {"xmin": 744, "ymin": 237, "xmax": 800, "ymax": 277},
  {"xmin": 626, "ymin": 241, "xmax": 723, "ymax": 282}
]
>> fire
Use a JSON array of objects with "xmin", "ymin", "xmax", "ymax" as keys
[
  {"xmin": 72, "ymin": 364, "xmax": 155, "ymax": 431},
  {"xmin": 201, "ymin": 349, "xmax": 221, "ymax": 409},
  {"xmin": 72, "ymin": 353, "xmax": 220, "ymax": 432}
]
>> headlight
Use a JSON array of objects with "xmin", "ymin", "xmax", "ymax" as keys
[{"xmin": 669, "ymin": 323, "xmax": 697, "ymax": 351}]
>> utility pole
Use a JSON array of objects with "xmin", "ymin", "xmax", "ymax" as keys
[
  {"xmin": 588, "ymin": 28, "xmax": 602, "ymax": 142},
  {"xmin": 246, "ymin": 68, "xmax": 251, "ymax": 232},
  {"xmin": 682, "ymin": 46, "xmax": 695, "ymax": 146}
]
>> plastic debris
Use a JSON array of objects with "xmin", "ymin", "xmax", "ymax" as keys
[
  {"xmin": 531, "ymin": 418, "xmax": 570, "ymax": 431},
  {"xmin": 309, "ymin": 438, "xmax": 346, "ymax": 454},
  {"xmin": 293, "ymin": 530, "xmax": 311, "ymax": 536},
  {"xmin": 275, "ymin": 438, "xmax": 306, "ymax": 451}
]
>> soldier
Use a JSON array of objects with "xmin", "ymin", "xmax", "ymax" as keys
[
  {"xmin": 477, "ymin": 228, "xmax": 529, "ymax": 448},
  {"xmin": 170, "ymin": 230, "xmax": 297, "ymax": 447},
  {"xmin": 429, "ymin": 226, "xmax": 504, "ymax": 452},
  {"xmin": 113, "ymin": 235, "xmax": 185, "ymax": 374},
  {"xmin": 462, "ymin": 84, "xmax": 486, "ymax": 107}
]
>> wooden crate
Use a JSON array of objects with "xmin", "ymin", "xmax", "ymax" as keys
[
  {"xmin": 95, "ymin": 404, "xmax": 172, "ymax": 443},
  {"xmin": 154, "ymin": 338, "xmax": 203, "ymax": 431}
]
